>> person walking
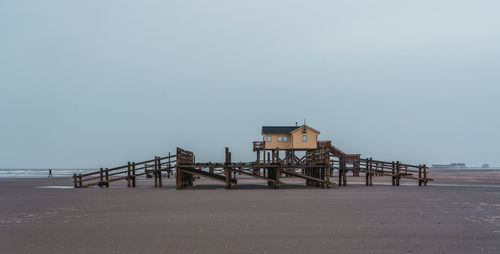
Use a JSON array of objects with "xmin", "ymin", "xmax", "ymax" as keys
[{"xmin": 48, "ymin": 169, "xmax": 53, "ymax": 178}]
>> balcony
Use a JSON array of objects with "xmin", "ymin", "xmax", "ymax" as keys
[{"xmin": 253, "ymin": 141, "xmax": 265, "ymax": 151}]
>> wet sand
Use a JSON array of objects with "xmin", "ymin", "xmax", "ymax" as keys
[{"xmin": 1, "ymin": 170, "xmax": 499, "ymax": 254}]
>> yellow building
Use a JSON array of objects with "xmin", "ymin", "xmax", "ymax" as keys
[{"xmin": 261, "ymin": 125, "xmax": 320, "ymax": 150}]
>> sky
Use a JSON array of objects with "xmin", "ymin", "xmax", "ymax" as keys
[{"xmin": 1, "ymin": 0, "xmax": 499, "ymax": 168}]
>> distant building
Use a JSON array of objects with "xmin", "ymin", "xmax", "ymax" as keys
[
  {"xmin": 261, "ymin": 125, "xmax": 320, "ymax": 150},
  {"xmin": 431, "ymin": 163, "xmax": 466, "ymax": 168},
  {"xmin": 431, "ymin": 164, "xmax": 450, "ymax": 168},
  {"xmin": 450, "ymin": 163, "xmax": 466, "ymax": 168},
  {"xmin": 482, "ymin": 164, "xmax": 490, "ymax": 168}
]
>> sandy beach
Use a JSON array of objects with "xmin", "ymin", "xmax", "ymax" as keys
[{"xmin": 1, "ymin": 170, "xmax": 499, "ymax": 254}]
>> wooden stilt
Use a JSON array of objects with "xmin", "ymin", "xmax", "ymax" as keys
[
  {"xmin": 105, "ymin": 168, "xmax": 109, "ymax": 187},
  {"xmin": 392, "ymin": 161, "xmax": 395, "ymax": 186},
  {"xmin": 73, "ymin": 173, "xmax": 77, "ymax": 188},
  {"xmin": 275, "ymin": 167, "xmax": 280, "ymax": 189},
  {"xmin": 154, "ymin": 158, "xmax": 158, "ymax": 188},
  {"xmin": 325, "ymin": 164, "xmax": 330, "ymax": 189},
  {"xmin": 99, "ymin": 168, "xmax": 103, "ymax": 188},
  {"xmin": 175, "ymin": 148, "xmax": 181, "ymax": 190},
  {"xmin": 423, "ymin": 164, "xmax": 427, "ymax": 186},
  {"xmin": 365, "ymin": 160, "xmax": 369, "ymax": 186},
  {"xmin": 256, "ymin": 150, "xmax": 261, "ymax": 176},
  {"xmin": 418, "ymin": 165, "xmax": 422, "ymax": 186},
  {"xmin": 339, "ymin": 158, "xmax": 343, "ymax": 186},
  {"xmin": 225, "ymin": 147, "xmax": 231, "ymax": 189},
  {"xmin": 342, "ymin": 157, "xmax": 347, "ymax": 186},
  {"xmin": 132, "ymin": 162, "xmax": 136, "ymax": 187},
  {"xmin": 157, "ymin": 157, "xmax": 162, "ymax": 187},
  {"xmin": 369, "ymin": 158, "xmax": 373, "ymax": 186},
  {"xmin": 168, "ymin": 152, "xmax": 171, "ymax": 178},
  {"xmin": 396, "ymin": 161, "xmax": 400, "ymax": 186},
  {"xmin": 127, "ymin": 162, "xmax": 131, "ymax": 188}
]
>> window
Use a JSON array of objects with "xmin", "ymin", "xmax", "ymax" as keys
[
  {"xmin": 267, "ymin": 136, "xmax": 272, "ymax": 142},
  {"xmin": 277, "ymin": 136, "xmax": 282, "ymax": 142},
  {"xmin": 283, "ymin": 136, "xmax": 288, "ymax": 142},
  {"xmin": 302, "ymin": 135, "xmax": 307, "ymax": 142}
]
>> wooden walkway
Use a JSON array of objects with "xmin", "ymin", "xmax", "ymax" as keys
[{"xmin": 73, "ymin": 146, "xmax": 432, "ymax": 189}]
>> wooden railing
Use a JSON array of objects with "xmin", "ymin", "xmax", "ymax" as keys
[
  {"xmin": 331, "ymin": 155, "xmax": 431, "ymax": 187},
  {"xmin": 73, "ymin": 153, "xmax": 176, "ymax": 188}
]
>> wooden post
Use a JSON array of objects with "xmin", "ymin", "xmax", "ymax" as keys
[
  {"xmin": 396, "ymin": 161, "xmax": 400, "ymax": 186},
  {"xmin": 99, "ymin": 168, "xmax": 103, "ymax": 188},
  {"xmin": 275, "ymin": 166, "xmax": 280, "ymax": 189},
  {"xmin": 154, "ymin": 157, "xmax": 158, "ymax": 188},
  {"xmin": 127, "ymin": 162, "xmax": 131, "ymax": 188},
  {"xmin": 365, "ymin": 160, "xmax": 369, "ymax": 186},
  {"xmin": 176, "ymin": 148, "xmax": 181, "ymax": 190},
  {"xmin": 225, "ymin": 147, "xmax": 231, "ymax": 189},
  {"xmin": 418, "ymin": 165, "xmax": 422, "ymax": 186},
  {"xmin": 325, "ymin": 160, "xmax": 330, "ymax": 189},
  {"xmin": 369, "ymin": 158, "xmax": 373, "ymax": 186},
  {"xmin": 276, "ymin": 148, "xmax": 281, "ymax": 180},
  {"xmin": 157, "ymin": 157, "xmax": 162, "ymax": 187},
  {"xmin": 342, "ymin": 157, "xmax": 347, "ymax": 186},
  {"xmin": 339, "ymin": 158, "xmax": 343, "ymax": 186},
  {"xmin": 168, "ymin": 152, "xmax": 171, "ymax": 178},
  {"xmin": 423, "ymin": 164, "xmax": 427, "ymax": 186},
  {"xmin": 73, "ymin": 173, "xmax": 77, "ymax": 188},
  {"xmin": 105, "ymin": 168, "xmax": 109, "ymax": 187},
  {"xmin": 391, "ymin": 161, "xmax": 395, "ymax": 186},
  {"xmin": 78, "ymin": 173, "xmax": 83, "ymax": 188},
  {"xmin": 354, "ymin": 160, "xmax": 359, "ymax": 177},
  {"xmin": 132, "ymin": 162, "xmax": 136, "ymax": 187},
  {"xmin": 256, "ymin": 150, "xmax": 261, "ymax": 176}
]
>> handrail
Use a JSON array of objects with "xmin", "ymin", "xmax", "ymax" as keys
[{"xmin": 74, "ymin": 153, "xmax": 177, "ymax": 187}]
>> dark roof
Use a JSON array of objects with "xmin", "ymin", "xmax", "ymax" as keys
[{"xmin": 262, "ymin": 126, "xmax": 299, "ymax": 134}]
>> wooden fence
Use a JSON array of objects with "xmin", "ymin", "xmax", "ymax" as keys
[
  {"xmin": 333, "ymin": 156, "xmax": 431, "ymax": 187},
  {"xmin": 73, "ymin": 153, "xmax": 176, "ymax": 188}
]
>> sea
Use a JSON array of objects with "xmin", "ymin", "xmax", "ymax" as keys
[{"xmin": 0, "ymin": 168, "xmax": 96, "ymax": 178}]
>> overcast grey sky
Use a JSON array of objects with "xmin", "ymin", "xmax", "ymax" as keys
[{"xmin": 1, "ymin": 0, "xmax": 499, "ymax": 168}]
